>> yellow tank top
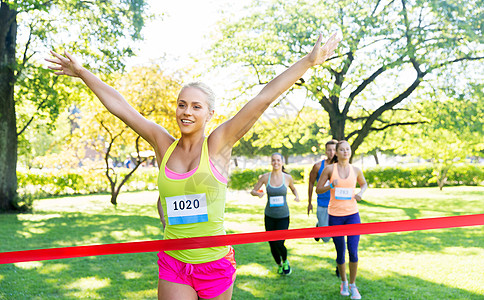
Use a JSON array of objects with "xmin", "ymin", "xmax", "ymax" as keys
[
  {"xmin": 328, "ymin": 163, "xmax": 359, "ymax": 216},
  {"xmin": 158, "ymin": 137, "xmax": 229, "ymax": 263}
]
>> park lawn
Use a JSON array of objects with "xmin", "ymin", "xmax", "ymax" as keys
[{"xmin": 0, "ymin": 186, "xmax": 482, "ymax": 299}]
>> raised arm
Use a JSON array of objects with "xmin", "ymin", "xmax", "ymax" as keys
[
  {"xmin": 209, "ymin": 33, "xmax": 340, "ymax": 154},
  {"xmin": 46, "ymin": 51, "xmax": 173, "ymax": 153}
]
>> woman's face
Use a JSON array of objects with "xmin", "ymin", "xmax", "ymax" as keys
[
  {"xmin": 271, "ymin": 154, "xmax": 283, "ymax": 171},
  {"xmin": 336, "ymin": 142, "xmax": 352, "ymax": 161},
  {"xmin": 176, "ymin": 87, "xmax": 214, "ymax": 135},
  {"xmin": 325, "ymin": 144, "xmax": 336, "ymax": 160}
]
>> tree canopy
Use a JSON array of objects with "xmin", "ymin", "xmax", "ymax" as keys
[
  {"xmin": 0, "ymin": 0, "xmax": 150, "ymax": 211},
  {"xmin": 211, "ymin": 0, "xmax": 484, "ymax": 158}
]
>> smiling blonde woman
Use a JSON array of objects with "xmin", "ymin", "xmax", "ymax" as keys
[{"xmin": 47, "ymin": 32, "xmax": 340, "ymax": 300}]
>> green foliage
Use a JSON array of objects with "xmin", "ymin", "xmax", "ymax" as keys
[
  {"xmin": 17, "ymin": 163, "xmax": 483, "ymax": 197},
  {"xmin": 229, "ymin": 164, "xmax": 484, "ymax": 190},
  {"xmin": 228, "ymin": 166, "xmax": 309, "ymax": 190},
  {"xmin": 364, "ymin": 164, "xmax": 484, "ymax": 188},
  {"xmin": 211, "ymin": 0, "xmax": 484, "ymax": 154},
  {"xmin": 17, "ymin": 168, "xmax": 158, "ymax": 198},
  {"xmin": 233, "ymin": 107, "xmax": 332, "ymax": 158},
  {"xmin": 0, "ymin": 187, "xmax": 483, "ymax": 298},
  {"xmin": 228, "ymin": 168, "xmax": 270, "ymax": 190}
]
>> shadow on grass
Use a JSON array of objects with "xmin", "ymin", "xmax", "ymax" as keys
[
  {"xmin": 1, "ymin": 202, "xmax": 483, "ymax": 299},
  {"xmin": 361, "ymin": 226, "xmax": 484, "ymax": 253},
  {"xmin": 359, "ymin": 200, "xmax": 422, "ymax": 219},
  {"xmin": 231, "ymin": 241, "xmax": 483, "ymax": 300},
  {"xmin": 0, "ymin": 212, "xmax": 163, "ymax": 252}
]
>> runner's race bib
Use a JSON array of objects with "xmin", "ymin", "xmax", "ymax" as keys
[
  {"xmin": 335, "ymin": 188, "xmax": 353, "ymax": 200},
  {"xmin": 166, "ymin": 193, "xmax": 208, "ymax": 225},
  {"xmin": 269, "ymin": 196, "xmax": 284, "ymax": 207}
]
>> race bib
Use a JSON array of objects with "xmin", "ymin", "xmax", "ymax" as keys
[
  {"xmin": 269, "ymin": 196, "xmax": 284, "ymax": 207},
  {"xmin": 165, "ymin": 193, "xmax": 208, "ymax": 225},
  {"xmin": 335, "ymin": 188, "xmax": 353, "ymax": 200}
]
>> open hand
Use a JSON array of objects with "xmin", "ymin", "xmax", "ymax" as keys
[
  {"xmin": 307, "ymin": 203, "xmax": 313, "ymax": 215},
  {"xmin": 307, "ymin": 33, "xmax": 340, "ymax": 66},
  {"xmin": 45, "ymin": 50, "xmax": 83, "ymax": 77}
]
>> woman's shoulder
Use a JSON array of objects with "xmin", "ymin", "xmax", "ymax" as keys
[
  {"xmin": 351, "ymin": 165, "xmax": 363, "ymax": 175},
  {"xmin": 350, "ymin": 164, "xmax": 361, "ymax": 171}
]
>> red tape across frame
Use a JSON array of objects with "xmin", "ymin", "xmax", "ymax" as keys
[{"xmin": 1, "ymin": 214, "xmax": 483, "ymax": 264}]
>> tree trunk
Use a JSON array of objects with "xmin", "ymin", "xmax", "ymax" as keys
[
  {"xmin": 328, "ymin": 113, "xmax": 346, "ymax": 141},
  {"xmin": 110, "ymin": 189, "xmax": 119, "ymax": 205},
  {"xmin": 0, "ymin": 3, "xmax": 18, "ymax": 212},
  {"xmin": 437, "ymin": 166, "xmax": 450, "ymax": 191},
  {"xmin": 373, "ymin": 151, "xmax": 379, "ymax": 165}
]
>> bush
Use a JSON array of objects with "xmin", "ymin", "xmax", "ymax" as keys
[
  {"xmin": 227, "ymin": 166, "xmax": 306, "ymax": 190},
  {"xmin": 17, "ymin": 164, "xmax": 483, "ymax": 196},
  {"xmin": 229, "ymin": 163, "xmax": 484, "ymax": 190},
  {"xmin": 362, "ymin": 164, "xmax": 484, "ymax": 188},
  {"xmin": 17, "ymin": 167, "xmax": 159, "ymax": 198}
]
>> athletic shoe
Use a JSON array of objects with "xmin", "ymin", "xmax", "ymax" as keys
[
  {"xmin": 277, "ymin": 265, "xmax": 283, "ymax": 275},
  {"xmin": 282, "ymin": 260, "xmax": 292, "ymax": 275},
  {"xmin": 340, "ymin": 282, "xmax": 349, "ymax": 296},
  {"xmin": 314, "ymin": 223, "xmax": 320, "ymax": 241},
  {"xmin": 350, "ymin": 285, "xmax": 361, "ymax": 299},
  {"xmin": 335, "ymin": 266, "xmax": 340, "ymax": 278}
]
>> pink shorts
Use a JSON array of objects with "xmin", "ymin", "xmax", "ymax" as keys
[{"xmin": 157, "ymin": 247, "xmax": 236, "ymax": 299}]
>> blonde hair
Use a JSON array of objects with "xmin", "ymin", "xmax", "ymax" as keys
[{"xmin": 181, "ymin": 82, "xmax": 216, "ymax": 111}]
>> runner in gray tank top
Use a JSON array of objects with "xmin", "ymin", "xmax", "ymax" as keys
[{"xmin": 251, "ymin": 153, "xmax": 300, "ymax": 275}]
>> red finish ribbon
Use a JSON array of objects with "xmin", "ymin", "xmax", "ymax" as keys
[{"xmin": 1, "ymin": 214, "xmax": 482, "ymax": 264}]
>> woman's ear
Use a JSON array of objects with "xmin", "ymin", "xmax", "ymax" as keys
[{"xmin": 206, "ymin": 110, "xmax": 214, "ymax": 122}]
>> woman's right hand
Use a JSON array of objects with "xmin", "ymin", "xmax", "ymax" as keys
[
  {"xmin": 331, "ymin": 179, "xmax": 339, "ymax": 187},
  {"xmin": 45, "ymin": 50, "xmax": 84, "ymax": 77}
]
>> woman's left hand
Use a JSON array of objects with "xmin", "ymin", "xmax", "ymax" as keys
[
  {"xmin": 294, "ymin": 196, "xmax": 300, "ymax": 203},
  {"xmin": 355, "ymin": 193, "xmax": 362, "ymax": 202},
  {"xmin": 307, "ymin": 32, "xmax": 340, "ymax": 67},
  {"xmin": 46, "ymin": 50, "xmax": 84, "ymax": 77}
]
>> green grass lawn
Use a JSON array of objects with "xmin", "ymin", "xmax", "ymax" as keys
[{"xmin": 0, "ymin": 186, "xmax": 483, "ymax": 299}]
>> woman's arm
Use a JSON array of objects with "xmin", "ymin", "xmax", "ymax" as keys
[
  {"xmin": 250, "ymin": 174, "xmax": 267, "ymax": 198},
  {"xmin": 315, "ymin": 166, "xmax": 334, "ymax": 194},
  {"xmin": 287, "ymin": 174, "xmax": 300, "ymax": 202},
  {"xmin": 354, "ymin": 167, "xmax": 367, "ymax": 201},
  {"xmin": 307, "ymin": 163, "xmax": 319, "ymax": 214},
  {"xmin": 46, "ymin": 51, "xmax": 173, "ymax": 152},
  {"xmin": 209, "ymin": 33, "xmax": 340, "ymax": 155}
]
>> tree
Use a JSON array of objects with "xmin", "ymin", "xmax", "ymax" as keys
[
  {"xmin": 392, "ymin": 85, "xmax": 483, "ymax": 190},
  {"xmin": 0, "ymin": 0, "xmax": 149, "ymax": 211},
  {"xmin": 73, "ymin": 65, "xmax": 182, "ymax": 205},
  {"xmin": 211, "ymin": 0, "xmax": 484, "ymax": 159},
  {"xmin": 233, "ymin": 106, "xmax": 331, "ymax": 162}
]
